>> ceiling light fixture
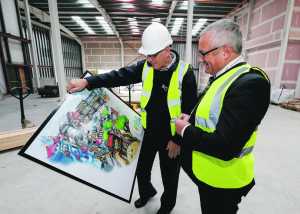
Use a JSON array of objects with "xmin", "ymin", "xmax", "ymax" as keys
[
  {"xmin": 72, "ymin": 16, "xmax": 95, "ymax": 34},
  {"xmin": 179, "ymin": 1, "xmax": 195, "ymax": 10},
  {"xmin": 76, "ymin": 0, "xmax": 94, "ymax": 8},
  {"xmin": 96, "ymin": 17, "xmax": 114, "ymax": 35},
  {"xmin": 152, "ymin": 18, "xmax": 161, "ymax": 24},
  {"xmin": 118, "ymin": 0, "xmax": 135, "ymax": 2},
  {"xmin": 128, "ymin": 18, "xmax": 140, "ymax": 34},
  {"xmin": 152, "ymin": 0, "xmax": 164, "ymax": 5},
  {"xmin": 179, "ymin": 1, "xmax": 188, "ymax": 10},
  {"xmin": 192, "ymin": 18, "xmax": 207, "ymax": 36},
  {"xmin": 171, "ymin": 17, "xmax": 184, "ymax": 36},
  {"xmin": 121, "ymin": 3, "xmax": 135, "ymax": 9}
]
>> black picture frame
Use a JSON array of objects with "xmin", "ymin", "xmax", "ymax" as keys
[{"xmin": 18, "ymin": 73, "xmax": 143, "ymax": 203}]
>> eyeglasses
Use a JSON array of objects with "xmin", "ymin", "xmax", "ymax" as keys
[
  {"xmin": 198, "ymin": 47, "xmax": 221, "ymax": 58},
  {"xmin": 147, "ymin": 48, "xmax": 164, "ymax": 58}
]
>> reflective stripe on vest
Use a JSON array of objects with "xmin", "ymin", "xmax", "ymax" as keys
[
  {"xmin": 192, "ymin": 64, "xmax": 268, "ymax": 188},
  {"xmin": 140, "ymin": 61, "xmax": 189, "ymax": 135},
  {"xmin": 195, "ymin": 65, "xmax": 250, "ymax": 131}
]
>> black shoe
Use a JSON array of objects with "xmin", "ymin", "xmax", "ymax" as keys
[
  {"xmin": 134, "ymin": 190, "xmax": 157, "ymax": 208},
  {"xmin": 156, "ymin": 207, "xmax": 171, "ymax": 214}
]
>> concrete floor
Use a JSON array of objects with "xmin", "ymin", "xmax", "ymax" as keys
[
  {"xmin": 0, "ymin": 94, "xmax": 61, "ymax": 132},
  {"xmin": 0, "ymin": 94, "xmax": 300, "ymax": 214}
]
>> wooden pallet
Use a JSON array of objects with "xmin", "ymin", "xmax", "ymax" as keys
[
  {"xmin": 0, "ymin": 127, "xmax": 36, "ymax": 152},
  {"xmin": 280, "ymin": 99, "xmax": 300, "ymax": 112}
]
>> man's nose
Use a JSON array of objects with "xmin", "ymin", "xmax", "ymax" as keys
[
  {"xmin": 198, "ymin": 55, "xmax": 204, "ymax": 63},
  {"xmin": 147, "ymin": 60, "xmax": 152, "ymax": 66},
  {"xmin": 147, "ymin": 56, "xmax": 153, "ymax": 63}
]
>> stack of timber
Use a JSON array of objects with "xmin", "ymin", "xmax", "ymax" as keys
[
  {"xmin": 280, "ymin": 99, "xmax": 300, "ymax": 112},
  {"xmin": 0, "ymin": 127, "xmax": 36, "ymax": 151}
]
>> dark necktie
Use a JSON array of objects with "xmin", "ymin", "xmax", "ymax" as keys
[
  {"xmin": 208, "ymin": 75, "xmax": 216, "ymax": 85},
  {"xmin": 199, "ymin": 75, "xmax": 216, "ymax": 97}
]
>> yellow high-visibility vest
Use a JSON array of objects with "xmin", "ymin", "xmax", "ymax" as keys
[
  {"xmin": 193, "ymin": 64, "xmax": 269, "ymax": 188},
  {"xmin": 140, "ymin": 61, "xmax": 189, "ymax": 136}
]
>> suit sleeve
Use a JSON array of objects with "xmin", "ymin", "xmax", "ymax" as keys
[
  {"xmin": 85, "ymin": 60, "xmax": 145, "ymax": 89},
  {"xmin": 172, "ymin": 65, "xmax": 198, "ymax": 145},
  {"xmin": 182, "ymin": 73, "xmax": 270, "ymax": 160}
]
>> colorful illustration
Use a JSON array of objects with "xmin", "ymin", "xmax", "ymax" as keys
[
  {"xmin": 19, "ymin": 87, "xmax": 144, "ymax": 202},
  {"xmin": 41, "ymin": 89, "xmax": 140, "ymax": 172}
]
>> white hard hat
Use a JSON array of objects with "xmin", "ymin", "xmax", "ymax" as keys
[{"xmin": 138, "ymin": 22, "xmax": 173, "ymax": 55}]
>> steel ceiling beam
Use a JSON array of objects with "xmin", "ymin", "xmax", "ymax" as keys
[
  {"xmin": 18, "ymin": 0, "xmax": 81, "ymax": 44},
  {"xmin": 185, "ymin": 0, "xmax": 194, "ymax": 64},
  {"xmin": 165, "ymin": 0, "xmax": 177, "ymax": 28},
  {"xmin": 48, "ymin": 0, "xmax": 66, "ymax": 100},
  {"xmin": 87, "ymin": 0, "xmax": 124, "ymax": 67},
  {"xmin": 25, "ymin": 0, "xmax": 241, "ymax": 38},
  {"xmin": 193, "ymin": 0, "xmax": 241, "ymax": 4},
  {"xmin": 87, "ymin": 0, "xmax": 120, "ymax": 38}
]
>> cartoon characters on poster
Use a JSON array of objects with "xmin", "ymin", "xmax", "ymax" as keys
[{"xmin": 41, "ymin": 89, "xmax": 140, "ymax": 172}]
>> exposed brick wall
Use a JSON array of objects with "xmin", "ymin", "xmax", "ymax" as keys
[
  {"xmin": 80, "ymin": 37, "xmax": 143, "ymax": 72},
  {"xmin": 282, "ymin": 42, "xmax": 300, "ymax": 88},
  {"xmin": 234, "ymin": 0, "xmax": 300, "ymax": 90},
  {"xmin": 288, "ymin": 2, "xmax": 300, "ymax": 90},
  {"xmin": 246, "ymin": 0, "xmax": 287, "ymax": 50},
  {"xmin": 261, "ymin": 0, "xmax": 288, "ymax": 22},
  {"xmin": 237, "ymin": 0, "xmax": 286, "ymax": 86},
  {"xmin": 237, "ymin": 13, "xmax": 248, "ymax": 37}
]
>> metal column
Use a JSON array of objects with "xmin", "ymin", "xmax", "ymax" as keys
[
  {"xmin": 185, "ymin": 0, "xmax": 194, "ymax": 64},
  {"xmin": 80, "ymin": 42, "xmax": 86, "ymax": 72},
  {"xmin": 24, "ymin": 0, "xmax": 40, "ymax": 88},
  {"xmin": 274, "ymin": 0, "xmax": 294, "ymax": 89},
  {"xmin": 295, "ymin": 70, "xmax": 300, "ymax": 98},
  {"xmin": 48, "ymin": 0, "xmax": 66, "ymax": 100}
]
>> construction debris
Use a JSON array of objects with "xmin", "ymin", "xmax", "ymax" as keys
[
  {"xmin": 0, "ymin": 127, "xmax": 36, "ymax": 151},
  {"xmin": 280, "ymin": 99, "xmax": 300, "ymax": 112}
]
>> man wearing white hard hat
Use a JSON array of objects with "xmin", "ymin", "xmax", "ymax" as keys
[{"xmin": 67, "ymin": 22, "xmax": 197, "ymax": 214}]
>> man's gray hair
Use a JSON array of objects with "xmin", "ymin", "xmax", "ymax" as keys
[{"xmin": 200, "ymin": 19, "xmax": 243, "ymax": 54}]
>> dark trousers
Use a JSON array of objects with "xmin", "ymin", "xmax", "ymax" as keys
[
  {"xmin": 198, "ymin": 184, "xmax": 251, "ymax": 214},
  {"xmin": 136, "ymin": 131, "xmax": 180, "ymax": 210},
  {"xmin": 181, "ymin": 146, "xmax": 253, "ymax": 214}
]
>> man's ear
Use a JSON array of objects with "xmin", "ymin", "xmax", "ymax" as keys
[{"xmin": 223, "ymin": 45, "xmax": 232, "ymax": 60}]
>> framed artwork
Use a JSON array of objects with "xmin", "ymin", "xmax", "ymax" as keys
[{"xmin": 18, "ymin": 79, "xmax": 144, "ymax": 203}]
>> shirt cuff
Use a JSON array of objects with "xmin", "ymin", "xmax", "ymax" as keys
[{"xmin": 181, "ymin": 124, "xmax": 191, "ymax": 137}]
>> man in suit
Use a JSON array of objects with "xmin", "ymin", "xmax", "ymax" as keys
[{"xmin": 175, "ymin": 19, "xmax": 270, "ymax": 214}]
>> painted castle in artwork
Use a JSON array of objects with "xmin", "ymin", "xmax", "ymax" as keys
[{"xmin": 42, "ymin": 89, "xmax": 140, "ymax": 172}]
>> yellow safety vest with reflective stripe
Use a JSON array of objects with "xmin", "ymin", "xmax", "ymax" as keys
[
  {"xmin": 140, "ymin": 61, "xmax": 189, "ymax": 136},
  {"xmin": 193, "ymin": 64, "xmax": 269, "ymax": 188}
]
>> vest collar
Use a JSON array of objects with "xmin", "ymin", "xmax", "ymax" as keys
[
  {"xmin": 212, "ymin": 61, "xmax": 247, "ymax": 83},
  {"xmin": 215, "ymin": 55, "xmax": 244, "ymax": 78}
]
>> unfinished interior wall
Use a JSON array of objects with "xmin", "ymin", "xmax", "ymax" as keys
[
  {"xmin": 280, "ymin": 0, "xmax": 300, "ymax": 91},
  {"xmin": 243, "ymin": 0, "xmax": 287, "ymax": 85},
  {"xmin": 237, "ymin": 0, "xmax": 300, "ymax": 96},
  {"xmin": 290, "ymin": 0, "xmax": 300, "ymax": 97},
  {"xmin": 81, "ymin": 37, "xmax": 143, "ymax": 101},
  {"xmin": 81, "ymin": 37, "xmax": 142, "ymax": 73}
]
